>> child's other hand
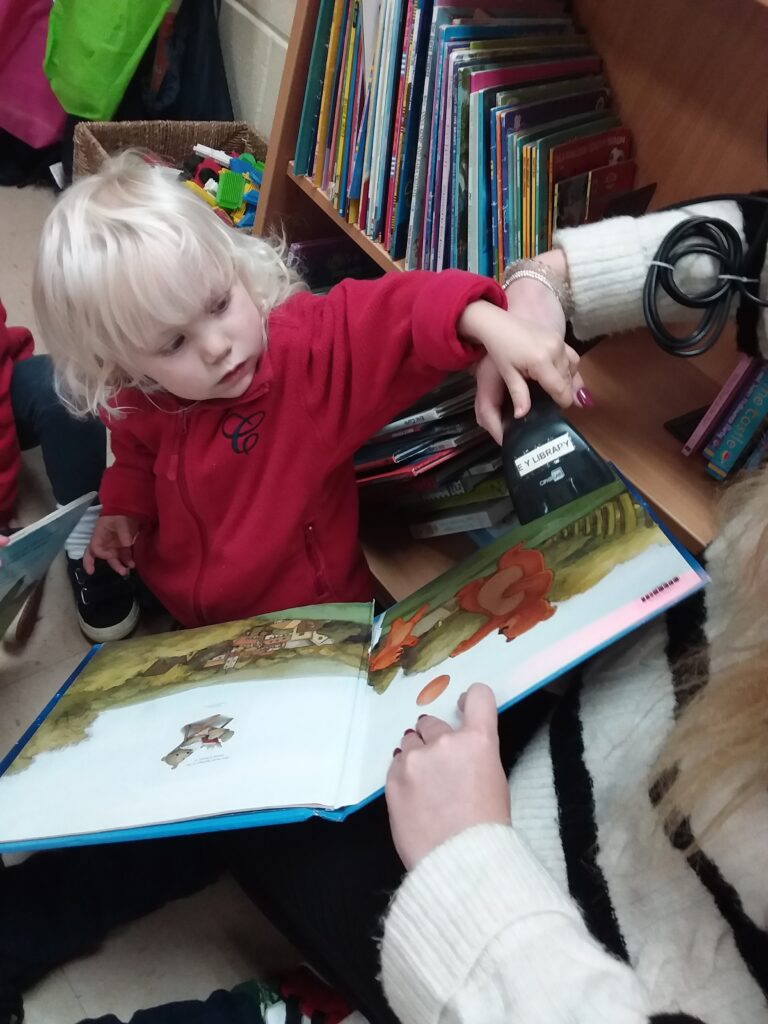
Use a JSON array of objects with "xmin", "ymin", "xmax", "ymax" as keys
[
  {"xmin": 0, "ymin": 533, "xmax": 8, "ymax": 568},
  {"xmin": 84, "ymin": 515, "xmax": 138, "ymax": 577}
]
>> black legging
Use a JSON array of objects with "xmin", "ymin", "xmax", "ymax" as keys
[{"xmin": 0, "ymin": 692, "xmax": 555, "ymax": 1024}]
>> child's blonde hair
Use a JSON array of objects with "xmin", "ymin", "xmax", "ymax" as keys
[{"xmin": 33, "ymin": 150, "xmax": 304, "ymax": 415}]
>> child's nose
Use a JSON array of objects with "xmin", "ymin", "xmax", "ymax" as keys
[{"xmin": 201, "ymin": 333, "xmax": 231, "ymax": 363}]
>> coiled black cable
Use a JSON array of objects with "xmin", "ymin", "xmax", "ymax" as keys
[{"xmin": 642, "ymin": 196, "xmax": 768, "ymax": 358}]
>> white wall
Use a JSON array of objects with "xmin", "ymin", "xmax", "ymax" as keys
[{"xmin": 218, "ymin": 0, "xmax": 297, "ymax": 140}]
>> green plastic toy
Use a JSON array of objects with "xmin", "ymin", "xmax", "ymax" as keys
[{"xmin": 216, "ymin": 170, "xmax": 246, "ymax": 211}]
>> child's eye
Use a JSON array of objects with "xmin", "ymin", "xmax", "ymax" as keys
[
  {"xmin": 162, "ymin": 335, "xmax": 185, "ymax": 356},
  {"xmin": 211, "ymin": 292, "xmax": 231, "ymax": 315}
]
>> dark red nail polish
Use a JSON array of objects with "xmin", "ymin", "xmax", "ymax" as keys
[
  {"xmin": 577, "ymin": 387, "xmax": 595, "ymax": 408},
  {"xmin": 392, "ymin": 747, "xmax": 402, "ymax": 757},
  {"xmin": 404, "ymin": 728, "xmax": 416, "ymax": 736}
]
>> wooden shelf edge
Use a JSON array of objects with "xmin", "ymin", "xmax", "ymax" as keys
[{"xmin": 287, "ymin": 163, "xmax": 404, "ymax": 274}]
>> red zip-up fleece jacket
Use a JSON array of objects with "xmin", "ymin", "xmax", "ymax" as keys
[
  {"xmin": 99, "ymin": 270, "xmax": 506, "ymax": 626},
  {"xmin": 0, "ymin": 302, "xmax": 35, "ymax": 524}
]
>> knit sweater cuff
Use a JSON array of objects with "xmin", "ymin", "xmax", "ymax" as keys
[
  {"xmin": 381, "ymin": 823, "xmax": 579, "ymax": 1024},
  {"xmin": 554, "ymin": 200, "xmax": 745, "ymax": 341}
]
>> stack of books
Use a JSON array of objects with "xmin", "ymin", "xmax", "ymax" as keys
[
  {"xmin": 680, "ymin": 355, "xmax": 768, "ymax": 480},
  {"xmin": 294, "ymin": 0, "xmax": 639, "ymax": 278},
  {"xmin": 355, "ymin": 374, "xmax": 514, "ymax": 537}
]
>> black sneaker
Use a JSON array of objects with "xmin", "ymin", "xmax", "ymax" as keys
[{"xmin": 66, "ymin": 557, "xmax": 140, "ymax": 642}]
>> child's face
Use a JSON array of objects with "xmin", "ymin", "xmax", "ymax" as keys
[{"xmin": 130, "ymin": 279, "xmax": 265, "ymax": 401}]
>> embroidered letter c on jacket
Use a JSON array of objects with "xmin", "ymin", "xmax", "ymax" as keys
[{"xmin": 221, "ymin": 410, "xmax": 265, "ymax": 454}]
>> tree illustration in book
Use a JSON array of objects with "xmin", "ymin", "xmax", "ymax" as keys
[{"xmin": 369, "ymin": 489, "xmax": 659, "ymax": 697}]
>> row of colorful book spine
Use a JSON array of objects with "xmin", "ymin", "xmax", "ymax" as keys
[{"xmin": 293, "ymin": 0, "xmax": 642, "ymax": 278}]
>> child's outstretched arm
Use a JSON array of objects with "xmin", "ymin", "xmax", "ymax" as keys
[
  {"xmin": 471, "ymin": 249, "xmax": 586, "ymax": 443},
  {"xmin": 296, "ymin": 268, "xmax": 582, "ymax": 462}
]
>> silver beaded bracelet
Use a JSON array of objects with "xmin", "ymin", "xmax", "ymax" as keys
[{"xmin": 501, "ymin": 257, "xmax": 574, "ymax": 319}]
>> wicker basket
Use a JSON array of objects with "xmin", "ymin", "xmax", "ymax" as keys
[{"xmin": 73, "ymin": 120, "xmax": 267, "ymax": 178}]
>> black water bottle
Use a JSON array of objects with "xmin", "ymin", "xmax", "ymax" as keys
[{"xmin": 502, "ymin": 385, "xmax": 615, "ymax": 524}]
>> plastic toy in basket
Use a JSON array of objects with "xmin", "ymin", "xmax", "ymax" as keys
[{"xmin": 179, "ymin": 142, "xmax": 265, "ymax": 229}]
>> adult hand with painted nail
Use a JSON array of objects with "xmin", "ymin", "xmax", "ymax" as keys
[{"xmin": 385, "ymin": 683, "xmax": 511, "ymax": 870}]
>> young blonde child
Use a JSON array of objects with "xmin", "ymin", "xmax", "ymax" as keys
[{"xmin": 33, "ymin": 151, "xmax": 586, "ymax": 627}]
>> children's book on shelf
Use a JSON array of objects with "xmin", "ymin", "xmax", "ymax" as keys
[
  {"xmin": 681, "ymin": 354, "xmax": 760, "ymax": 457},
  {"xmin": 294, "ymin": 0, "xmax": 337, "ymax": 176},
  {"xmin": 370, "ymin": 373, "xmax": 476, "ymax": 437},
  {"xmin": 354, "ymin": 424, "xmax": 485, "ymax": 474},
  {"xmin": 404, "ymin": 0, "xmax": 568, "ymax": 270},
  {"xmin": 294, "ymin": 0, "xmax": 640, "ymax": 275},
  {"xmin": 581, "ymin": 159, "xmax": 637, "ymax": 222},
  {"xmin": 552, "ymin": 158, "xmax": 636, "ymax": 234},
  {"xmin": 424, "ymin": 22, "xmax": 578, "ymax": 271},
  {"xmin": 0, "ymin": 479, "xmax": 707, "ymax": 853},
  {"xmin": 704, "ymin": 362, "xmax": 768, "ymax": 480},
  {"xmin": 0, "ymin": 493, "xmax": 95, "ymax": 639},
  {"xmin": 467, "ymin": 52, "xmax": 601, "ymax": 275},
  {"xmin": 409, "ymin": 494, "xmax": 514, "ymax": 537},
  {"xmin": 439, "ymin": 31, "xmax": 588, "ymax": 271},
  {"xmin": 492, "ymin": 76, "xmax": 611, "ymax": 275},
  {"xmin": 531, "ymin": 117, "xmax": 625, "ymax": 254}
]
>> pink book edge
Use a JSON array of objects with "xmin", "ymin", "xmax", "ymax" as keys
[
  {"xmin": 469, "ymin": 55, "xmax": 601, "ymax": 93},
  {"xmin": 682, "ymin": 353, "xmax": 760, "ymax": 456}
]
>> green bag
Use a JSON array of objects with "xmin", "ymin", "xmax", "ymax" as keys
[{"xmin": 44, "ymin": 0, "xmax": 171, "ymax": 121}]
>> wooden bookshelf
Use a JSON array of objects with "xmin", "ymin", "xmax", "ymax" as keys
[
  {"xmin": 288, "ymin": 163, "xmax": 404, "ymax": 272},
  {"xmin": 256, "ymin": 0, "xmax": 768, "ymax": 580}
]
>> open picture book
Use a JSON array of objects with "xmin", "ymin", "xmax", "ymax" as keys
[{"xmin": 0, "ymin": 479, "xmax": 706, "ymax": 853}]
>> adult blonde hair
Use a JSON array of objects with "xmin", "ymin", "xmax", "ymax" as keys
[
  {"xmin": 654, "ymin": 464, "xmax": 768, "ymax": 841},
  {"xmin": 33, "ymin": 150, "xmax": 304, "ymax": 415}
]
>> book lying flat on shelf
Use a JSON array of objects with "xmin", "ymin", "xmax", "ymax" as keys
[
  {"xmin": 409, "ymin": 494, "xmax": 514, "ymax": 537},
  {"xmin": 0, "ymin": 494, "xmax": 95, "ymax": 639},
  {"xmin": 0, "ymin": 479, "xmax": 706, "ymax": 853}
]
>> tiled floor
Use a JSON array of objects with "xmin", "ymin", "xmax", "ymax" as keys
[{"xmin": 0, "ymin": 183, "xmax": 297, "ymax": 1022}]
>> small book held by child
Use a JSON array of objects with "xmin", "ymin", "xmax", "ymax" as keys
[
  {"xmin": 0, "ymin": 480, "xmax": 706, "ymax": 853},
  {"xmin": 0, "ymin": 493, "xmax": 95, "ymax": 640}
]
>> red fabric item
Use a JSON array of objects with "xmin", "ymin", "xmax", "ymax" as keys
[
  {"xmin": 100, "ymin": 270, "xmax": 506, "ymax": 626},
  {"xmin": 0, "ymin": 0, "xmax": 66, "ymax": 148},
  {"xmin": 279, "ymin": 966, "xmax": 353, "ymax": 1024},
  {"xmin": 0, "ymin": 302, "xmax": 35, "ymax": 523}
]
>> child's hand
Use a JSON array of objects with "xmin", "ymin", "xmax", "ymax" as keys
[
  {"xmin": 84, "ymin": 515, "xmax": 138, "ymax": 577},
  {"xmin": 0, "ymin": 534, "xmax": 8, "ymax": 568},
  {"xmin": 459, "ymin": 298, "xmax": 586, "ymax": 433}
]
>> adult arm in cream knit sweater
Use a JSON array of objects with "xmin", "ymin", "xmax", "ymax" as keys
[{"xmin": 382, "ymin": 198, "xmax": 768, "ymax": 1024}]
